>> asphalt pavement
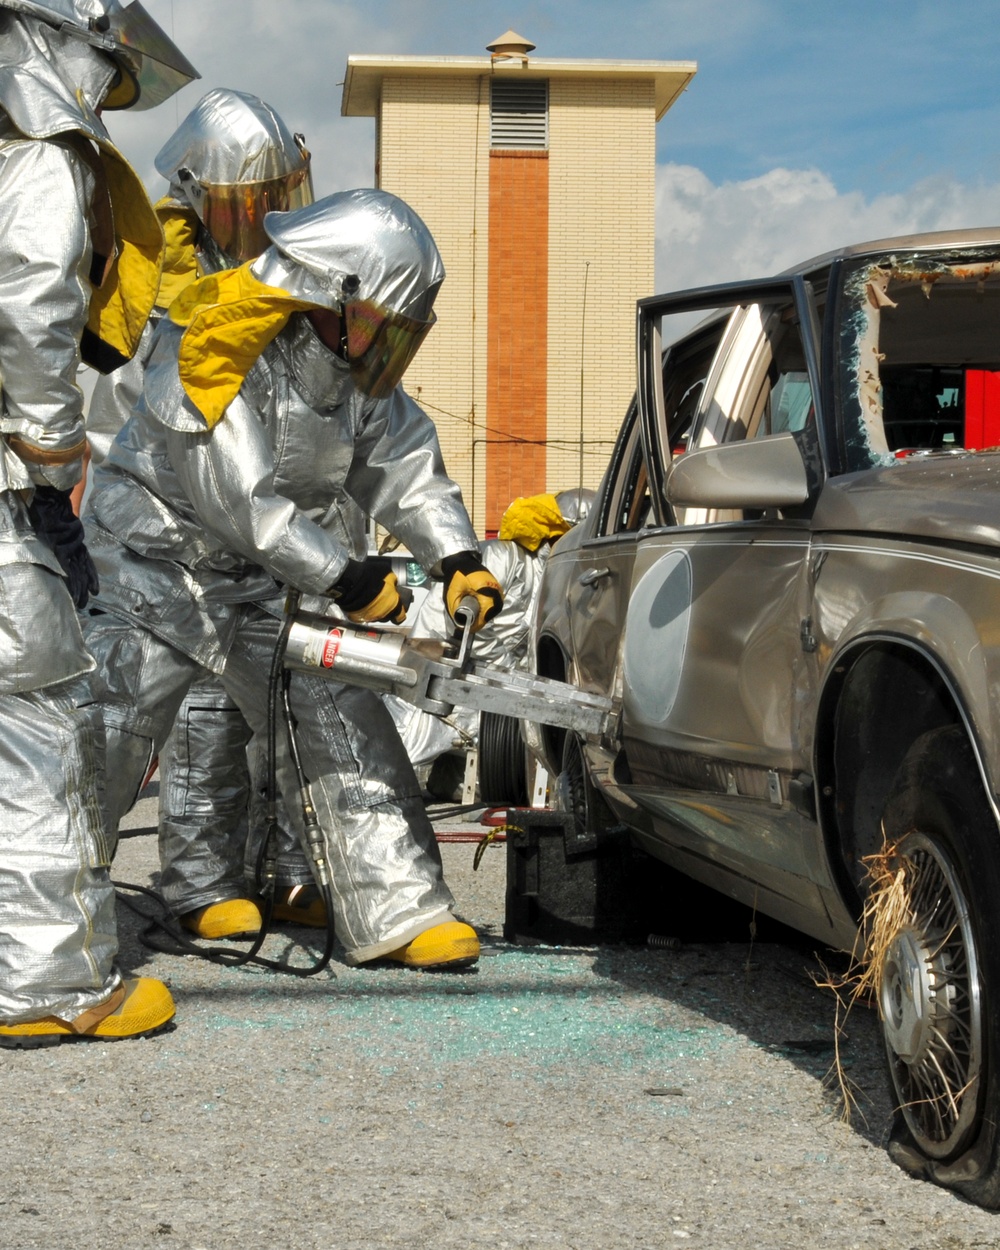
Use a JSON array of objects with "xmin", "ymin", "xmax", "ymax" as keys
[{"xmin": 1, "ymin": 789, "xmax": 999, "ymax": 1249}]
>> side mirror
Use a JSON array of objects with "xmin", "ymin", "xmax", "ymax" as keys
[{"xmin": 665, "ymin": 430, "xmax": 810, "ymax": 509}]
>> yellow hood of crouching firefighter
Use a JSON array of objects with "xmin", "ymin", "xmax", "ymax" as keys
[
  {"xmin": 166, "ymin": 262, "xmax": 323, "ymax": 428},
  {"xmin": 498, "ymin": 494, "xmax": 572, "ymax": 552}
]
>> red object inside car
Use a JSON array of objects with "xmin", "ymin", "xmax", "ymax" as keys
[{"xmin": 965, "ymin": 369, "xmax": 1000, "ymax": 449}]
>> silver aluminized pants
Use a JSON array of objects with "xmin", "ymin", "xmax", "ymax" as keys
[
  {"xmin": 157, "ymin": 677, "xmax": 311, "ymax": 915},
  {"xmin": 0, "ymin": 677, "xmax": 120, "ymax": 1021},
  {"xmin": 85, "ymin": 605, "xmax": 455, "ymax": 963}
]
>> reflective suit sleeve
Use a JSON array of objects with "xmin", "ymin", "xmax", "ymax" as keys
[
  {"xmin": 344, "ymin": 387, "xmax": 479, "ymax": 571},
  {"xmin": 163, "ymin": 392, "xmax": 348, "ymax": 594},
  {"xmin": 0, "ymin": 138, "xmax": 93, "ymax": 489}
]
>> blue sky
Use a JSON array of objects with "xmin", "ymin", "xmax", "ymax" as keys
[{"xmin": 116, "ymin": 1, "xmax": 1000, "ymax": 290}]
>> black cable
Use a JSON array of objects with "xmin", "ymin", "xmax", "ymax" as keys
[{"xmin": 114, "ymin": 879, "xmax": 337, "ymax": 974}]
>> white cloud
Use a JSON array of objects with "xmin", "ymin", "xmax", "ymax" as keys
[{"xmin": 655, "ymin": 162, "xmax": 1000, "ymax": 291}]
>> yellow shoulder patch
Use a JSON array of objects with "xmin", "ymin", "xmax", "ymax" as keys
[{"xmin": 166, "ymin": 264, "xmax": 321, "ymax": 428}]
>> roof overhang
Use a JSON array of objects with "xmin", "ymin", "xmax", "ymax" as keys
[{"xmin": 342, "ymin": 54, "xmax": 697, "ymax": 122}]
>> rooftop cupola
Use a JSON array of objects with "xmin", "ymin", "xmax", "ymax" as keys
[{"xmin": 486, "ymin": 30, "xmax": 536, "ymax": 64}]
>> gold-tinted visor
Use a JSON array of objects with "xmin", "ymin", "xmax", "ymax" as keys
[
  {"xmin": 198, "ymin": 166, "xmax": 314, "ymax": 262},
  {"xmin": 345, "ymin": 300, "xmax": 436, "ymax": 399},
  {"xmin": 101, "ymin": 0, "xmax": 200, "ymax": 111}
]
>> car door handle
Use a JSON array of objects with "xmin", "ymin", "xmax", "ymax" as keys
[{"xmin": 579, "ymin": 566, "xmax": 611, "ymax": 587}]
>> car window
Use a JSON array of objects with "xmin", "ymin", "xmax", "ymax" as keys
[
  {"xmin": 674, "ymin": 300, "xmax": 816, "ymax": 525},
  {"xmin": 838, "ymin": 247, "xmax": 1000, "ymax": 472},
  {"xmin": 660, "ymin": 320, "xmax": 728, "ymax": 455},
  {"xmin": 751, "ymin": 370, "xmax": 813, "ymax": 438},
  {"xmin": 597, "ymin": 319, "xmax": 728, "ymax": 537}
]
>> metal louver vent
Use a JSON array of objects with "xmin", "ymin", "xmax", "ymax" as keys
[{"xmin": 490, "ymin": 79, "xmax": 548, "ymax": 149}]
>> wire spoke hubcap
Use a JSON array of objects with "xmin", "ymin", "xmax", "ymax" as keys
[{"xmin": 879, "ymin": 833, "xmax": 982, "ymax": 1159}]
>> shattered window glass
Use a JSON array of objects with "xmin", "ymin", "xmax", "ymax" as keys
[{"xmin": 838, "ymin": 249, "xmax": 1000, "ymax": 472}]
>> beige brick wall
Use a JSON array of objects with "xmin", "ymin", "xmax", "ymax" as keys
[
  {"xmin": 547, "ymin": 79, "xmax": 655, "ymax": 497},
  {"xmin": 373, "ymin": 72, "xmax": 656, "ymax": 533},
  {"xmin": 377, "ymin": 75, "xmax": 492, "ymax": 532}
]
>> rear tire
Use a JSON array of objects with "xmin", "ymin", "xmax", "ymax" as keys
[
  {"xmin": 478, "ymin": 711, "xmax": 528, "ymax": 807},
  {"xmin": 877, "ymin": 726, "xmax": 1000, "ymax": 1205}
]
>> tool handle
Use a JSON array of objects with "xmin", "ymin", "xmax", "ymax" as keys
[
  {"xmin": 453, "ymin": 593, "xmax": 480, "ymax": 672},
  {"xmin": 453, "ymin": 593, "xmax": 481, "ymax": 631}
]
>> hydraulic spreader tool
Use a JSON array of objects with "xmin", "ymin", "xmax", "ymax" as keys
[{"xmin": 283, "ymin": 595, "xmax": 614, "ymax": 737}]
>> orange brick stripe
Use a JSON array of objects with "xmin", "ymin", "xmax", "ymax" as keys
[{"xmin": 486, "ymin": 149, "xmax": 549, "ymax": 533}]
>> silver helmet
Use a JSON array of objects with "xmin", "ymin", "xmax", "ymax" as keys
[
  {"xmin": 155, "ymin": 88, "xmax": 313, "ymax": 262},
  {"xmin": 555, "ymin": 488, "xmax": 596, "ymax": 527},
  {"xmin": 0, "ymin": 0, "xmax": 198, "ymax": 109},
  {"xmin": 252, "ymin": 188, "xmax": 445, "ymax": 399}
]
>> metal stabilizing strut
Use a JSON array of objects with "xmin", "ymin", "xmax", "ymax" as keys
[{"xmin": 283, "ymin": 596, "xmax": 614, "ymax": 738}]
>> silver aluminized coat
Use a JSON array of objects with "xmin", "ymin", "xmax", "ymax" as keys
[
  {"xmin": 86, "ymin": 208, "xmax": 227, "ymax": 466},
  {"xmin": 88, "ymin": 311, "xmax": 476, "ymax": 665},
  {"xmin": 85, "ymin": 302, "xmax": 478, "ymax": 958},
  {"xmin": 88, "ymin": 91, "xmax": 319, "ymax": 913},
  {"xmin": 0, "ymin": 14, "xmax": 116, "ymax": 497},
  {"xmin": 0, "ymin": 13, "xmax": 143, "ymax": 1020}
]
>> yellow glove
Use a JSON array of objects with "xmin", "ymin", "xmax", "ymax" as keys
[
  {"xmin": 330, "ymin": 558, "xmax": 410, "ymax": 624},
  {"xmin": 441, "ymin": 552, "xmax": 504, "ymax": 631}
]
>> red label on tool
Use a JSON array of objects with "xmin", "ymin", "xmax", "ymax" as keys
[{"xmin": 322, "ymin": 628, "xmax": 342, "ymax": 667}]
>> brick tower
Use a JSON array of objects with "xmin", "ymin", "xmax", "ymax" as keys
[{"xmin": 342, "ymin": 32, "xmax": 696, "ymax": 534}]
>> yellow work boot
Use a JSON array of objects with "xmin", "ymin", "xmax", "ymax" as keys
[
  {"xmin": 0, "ymin": 977, "xmax": 175, "ymax": 1049},
  {"xmin": 271, "ymin": 884, "xmax": 328, "ymax": 928},
  {"xmin": 383, "ymin": 921, "xmax": 480, "ymax": 969},
  {"xmin": 180, "ymin": 897, "xmax": 262, "ymax": 940}
]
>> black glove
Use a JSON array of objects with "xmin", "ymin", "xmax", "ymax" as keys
[
  {"xmin": 27, "ymin": 486, "xmax": 99, "ymax": 610},
  {"xmin": 329, "ymin": 556, "xmax": 411, "ymax": 624},
  {"xmin": 440, "ymin": 551, "xmax": 504, "ymax": 631}
]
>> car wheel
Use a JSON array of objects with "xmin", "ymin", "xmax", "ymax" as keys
[
  {"xmin": 559, "ymin": 732, "xmax": 615, "ymax": 850},
  {"xmin": 877, "ymin": 725, "xmax": 1000, "ymax": 1204},
  {"xmin": 478, "ymin": 711, "xmax": 528, "ymax": 807}
]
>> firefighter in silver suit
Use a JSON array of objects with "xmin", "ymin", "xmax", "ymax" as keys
[
  {"xmin": 84, "ymin": 189, "xmax": 504, "ymax": 968},
  {"xmin": 0, "ymin": 0, "xmax": 197, "ymax": 1047},
  {"xmin": 87, "ymin": 87, "xmax": 320, "ymax": 941}
]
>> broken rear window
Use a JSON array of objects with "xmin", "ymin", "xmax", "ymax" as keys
[{"xmin": 838, "ymin": 248, "xmax": 1000, "ymax": 473}]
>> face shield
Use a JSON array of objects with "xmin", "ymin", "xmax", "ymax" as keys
[
  {"xmin": 94, "ymin": 1, "xmax": 199, "ymax": 110},
  {"xmin": 179, "ymin": 158, "xmax": 313, "ymax": 261},
  {"xmin": 344, "ymin": 299, "xmax": 436, "ymax": 399}
]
